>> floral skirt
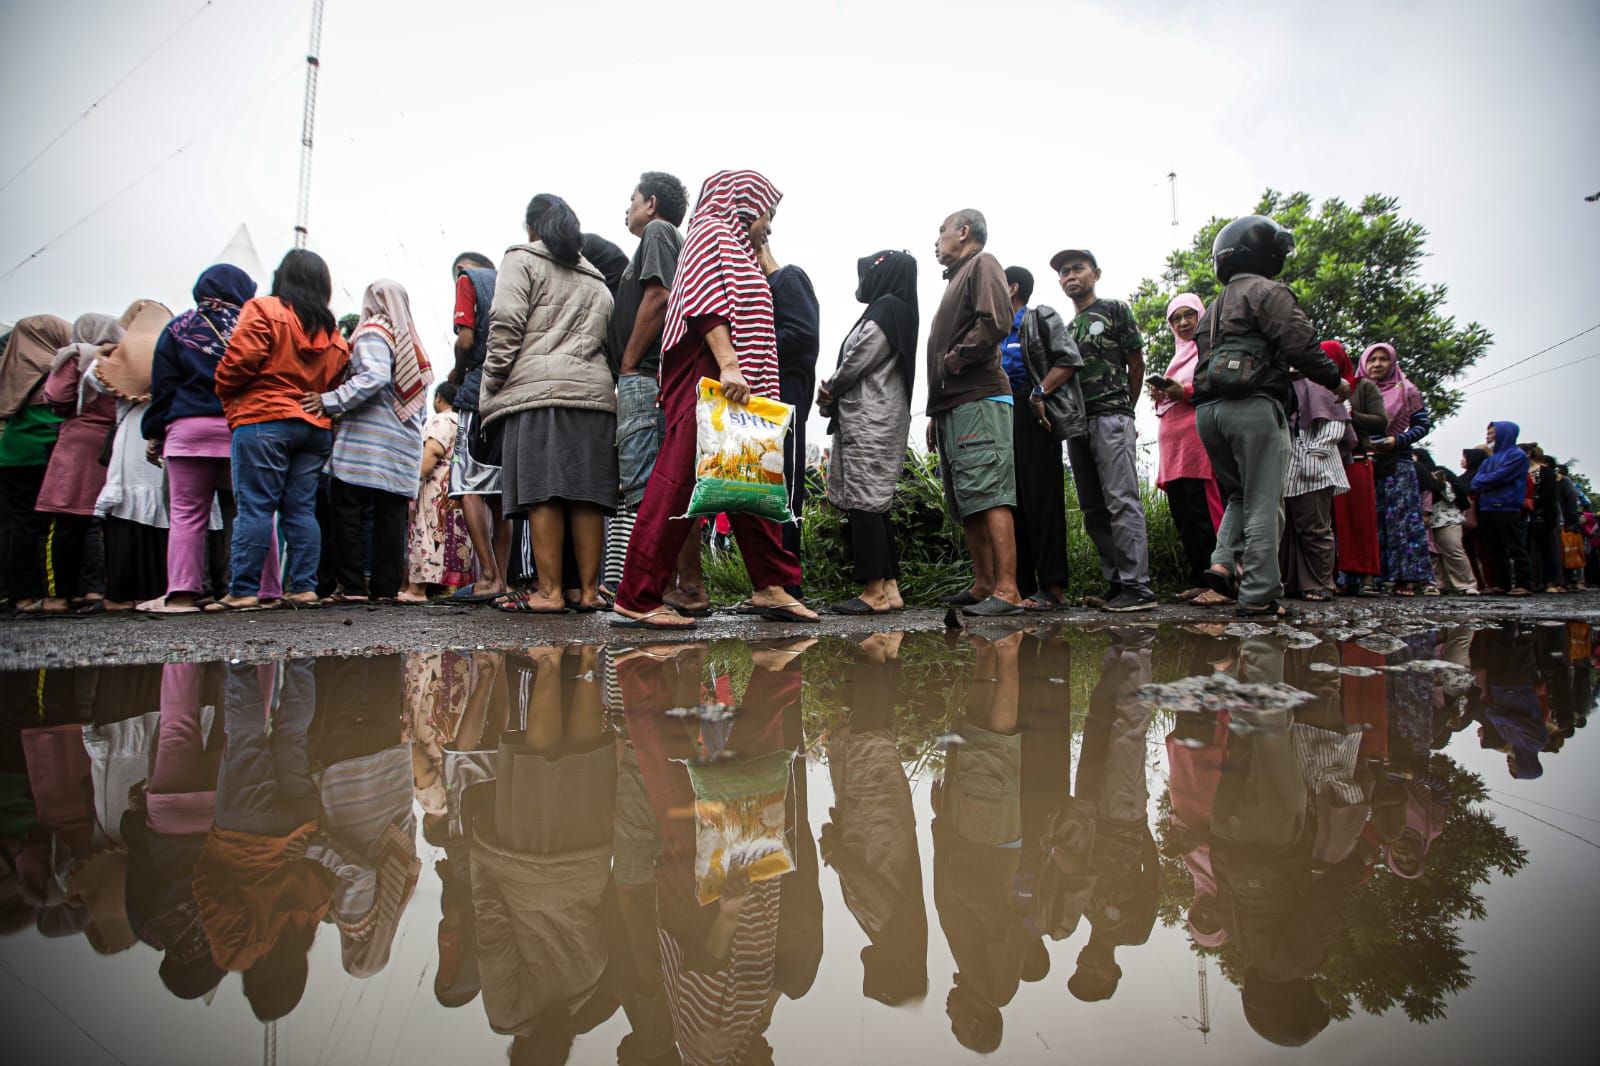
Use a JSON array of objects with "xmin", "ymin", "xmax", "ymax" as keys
[{"xmin": 1376, "ymin": 461, "xmax": 1434, "ymax": 584}]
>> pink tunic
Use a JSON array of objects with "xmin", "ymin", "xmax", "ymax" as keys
[
  {"xmin": 1154, "ymin": 383, "xmax": 1215, "ymax": 487},
  {"xmin": 36, "ymin": 356, "xmax": 115, "ymax": 515}
]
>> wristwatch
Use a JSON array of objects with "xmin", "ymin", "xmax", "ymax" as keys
[{"xmin": 1030, "ymin": 385, "xmax": 1046, "ymax": 401}]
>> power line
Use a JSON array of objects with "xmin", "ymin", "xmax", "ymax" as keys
[
  {"xmin": 0, "ymin": 66, "xmax": 297, "ymax": 284},
  {"xmin": 1467, "ymin": 350, "xmax": 1600, "ymax": 396},
  {"xmin": 1458, "ymin": 321, "xmax": 1600, "ymax": 389},
  {"xmin": 0, "ymin": 1, "xmax": 219, "ymax": 196}
]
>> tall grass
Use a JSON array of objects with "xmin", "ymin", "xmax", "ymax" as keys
[{"xmin": 703, "ymin": 451, "xmax": 1191, "ymax": 606}]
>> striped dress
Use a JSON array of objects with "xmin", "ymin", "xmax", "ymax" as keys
[
  {"xmin": 324, "ymin": 333, "xmax": 425, "ymax": 497},
  {"xmin": 1284, "ymin": 419, "xmax": 1351, "ymax": 498}
]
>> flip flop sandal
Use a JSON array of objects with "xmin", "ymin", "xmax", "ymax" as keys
[
  {"xmin": 963, "ymin": 595, "xmax": 1025, "ymax": 617},
  {"xmin": 1200, "ymin": 568, "xmax": 1239, "ymax": 599},
  {"xmin": 203, "ymin": 599, "xmax": 266, "ymax": 613},
  {"xmin": 136, "ymin": 598, "xmax": 201, "ymax": 615},
  {"xmin": 1175, "ymin": 587, "xmax": 1206, "ymax": 601},
  {"xmin": 494, "ymin": 590, "xmax": 568, "ymax": 614},
  {"xmin": 1023, "ymin": 593, "xmax": 1066, "ymax": 612},
  {"xmin": 1191, "ymin": 589, "xmax": 1236, "ymax": 607},
  {"xmin": 760, "ymin": 601, "xmax": 820, "ymax": 623},
  {"xmin": 322, "ymin": 594, "xmax": 372, "ymax": 606},
  {"xmin": 75, "ymin": 600, "xmax": 108, "ymax": 615},
  {"xmin": 1235, "ymin": 601, "xmax": 1287, "ymax": 619},
  {"xmin": 733, "ymin": 601, "xmax": 770, "ymax": 615},
  {"xmin": 662, "ymin": 601, "xmax": 714, "ymax": 618},
  {"xmin": 1302, "ymin": 591, "xmax": 1332, "ymax": 603},
  {"xmin": 942, "ymin": 590, "xmax": 981, "ymax": 607},
  {"xmin": 610, "ymin": 607, "xmax": 698, "ymax": 630},
  {"xmin": 1421, "ymin": 586, "xmax": 1441, "ymax": 597},
  {"xmin": 831, "ymin": 597, "xmax": 890, "ymax": 616}
]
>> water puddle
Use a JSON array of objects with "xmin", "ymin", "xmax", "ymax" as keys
[{"xmin": 1, "ymin": 620, "xmax": 1595, "ymax": 1063}]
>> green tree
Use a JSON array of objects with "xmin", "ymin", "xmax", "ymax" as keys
[{"xmin": 1131, "ymin": 190, "xmax": 1493, "ymax": 422}]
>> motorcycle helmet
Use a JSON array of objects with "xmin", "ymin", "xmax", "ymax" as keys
[{"xmin": 1212, "ymin": 214, "xmax": 1295, "ymax": 282}]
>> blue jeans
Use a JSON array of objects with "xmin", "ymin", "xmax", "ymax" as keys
[
  {"xmin": 215, "ymin": 660, "xmax": 319, "ymax": 835},
  {"xmin": 616, "ymin": 374, "xmax": 665, "ymax": 510},
  {"xmin": 230, "ymin": 419, "xmax": 332, "ymax": 596}
]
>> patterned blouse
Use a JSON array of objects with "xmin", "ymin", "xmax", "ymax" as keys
[{"xmin": 1285, "ymin": 418, "xmax": 1351, "ymax": 498}]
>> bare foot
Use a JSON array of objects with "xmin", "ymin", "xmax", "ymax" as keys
[
  {"xmin": 748, "ymin": 586, "xmax": 818, "ymax": 621},
  {"xmin": 663, "ymin": 587, "xmax": 711, "ymax": 614},
  {"xmin": 613, "ymin": 603, "xmax": 696, "ymax": 628}
]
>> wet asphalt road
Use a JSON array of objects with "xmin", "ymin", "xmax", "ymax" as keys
[{"xmin": 3, "ymin": 590, "xmax": 1597, "ymax": 669}]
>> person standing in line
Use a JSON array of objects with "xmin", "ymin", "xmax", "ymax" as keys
[
  {"xmin": 1000, "ymin": 266, "xmax": 1077, "ymax": 611},
  {"xmin": 35, "ymin": 314, "xmax": 125, "ymax": 613},
  {"xmin": 1052, "ymin": 249, "xmax": 1155, "ymax": 612},
  {"xmin": 1522, "ymin": 446, "xmax": 1562, "ymax": 593},
  {"xmin": 759, "ymin": 230, "xmax": 821, "ymax": 598},
  {"xmin": 0, "ymin": 314, "xmax": 73, "ymax": 613},
  {"xmin": 927, "ymin": 209, "xmax": 1023, "ymax": 617},
  {"xmin": 401, "ymin": 382, "xmax": 474, "ymax": 601},
  {"xmin": 1191, "ymin": 215, "xmax": 1348, "ymax": 618},
  {"xmin": 447, "ymin": 251, "xmax": 512, "ymax": 603},
  {"xmin": 1278, "ymin": 351, "xmax": 1350, "ymax": 601},
  {"xmin": 1414, "ymin": 449, "xmax": 1478, "ymax": 594},
  {"xmin": 139, "ymin": 265, "xmax": 282, "ymax": 614},
  {"xmin": 304, "ymin": 279, "xmax": 431, "ymax": 604},
  {"xmin": 612, "ymin": 169, "xmax": 817, "ymax": 628},
  {"xmin": 1555, "ymin": 464, "xmax": 1586, "ymax": 590},
  {"xmin": 480, "ymin": 194, "xmax": 617, "ymax": 615},
  {"xmin": 1327, "ymin": 341, "xmax": 1383, "ymax": 595},
  {"xmin": 1355, "ymin": 343, "xmax": 1435, "ymax": 597},
  {"xmin": 211, "ymin": 249, "xmax": 350, "ymax": 612},
  {"xmin": 1152, "ymin": 294, "xmax": 1224, "ymax": 599},
  {"xmin": 608, "ymin": 172, "xmax": 688, "ymax": 606},
  {"xmin": 820, "ymin": 250, "xmax": 919, "ymax": 615}
]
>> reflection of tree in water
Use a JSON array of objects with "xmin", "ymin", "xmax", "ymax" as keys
[{"xmin": 1156, "ymin": 754, "xmax": 1528, "ymax": 1024}]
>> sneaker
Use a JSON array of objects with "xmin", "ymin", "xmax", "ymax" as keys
[{"xmin": 1105, "ymin": 589, "xmax": 1158, "ymax": 613}]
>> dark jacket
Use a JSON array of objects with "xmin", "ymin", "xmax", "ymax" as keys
[
  {"xmin": 1530, "ymin": 465, "xmax": 1561, "ymax": 526},
  {"xmin": 925, "ymin": 251, "xmax": 1012, "ymax": 415},
  {"xmin": 454, "ymin": 267, "xmax": 496, "ymax": 412},
  {"xmin": 1019, "ymin": 305, "xmax": 1087, "ymax": 440},
  {"xmin": 142, "ymin": 327, "xmax": 224, "ymax": 437},
  {"xmin": 1193, "ymin": 273, "xmax": 1342, "ymax": 405}
]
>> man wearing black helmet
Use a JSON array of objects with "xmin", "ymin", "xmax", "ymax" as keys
[{"xmin": 1192, "ymin": 216, "xmax": 1350, "ymax": 617}]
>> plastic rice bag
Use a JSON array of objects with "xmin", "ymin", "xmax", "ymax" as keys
[
  {"xmin": 686, "ymin": 377, "xmax": 796, "ymax": 523},
  {"xmin": 688, "ymin": 750, "xmax": 795, "ymax": 904}
]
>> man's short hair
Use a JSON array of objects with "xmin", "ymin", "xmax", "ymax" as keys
[
  {"xmin": 1005, "ymin": 266, "xmax": 1034, "ymax": 304},
  {"xmin": 638, "ymin": 171, "xmax": 689, "ymax": 226},
  {"xmin": 454, "ymin": 251, "xmax": 494, "ymax": 270},
  {"xmin": 948, "ymin": 208, "xmax": 988, "ymax": 246}
]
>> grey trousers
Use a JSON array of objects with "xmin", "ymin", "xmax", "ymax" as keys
[
  {"xmin": 1065, "ymin": 412, "xmax": 1151, "ymax": 593},
  {"xmin": 1196, "ymin": 397, "xmax": 1290, "ymax": 607},
  {"xmin": 1281, "ymin": 488, "xmax": 1337, "ymax": 596}
]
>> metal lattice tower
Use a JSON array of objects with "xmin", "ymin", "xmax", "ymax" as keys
[
  {"xmin": 293, "ymin": 0, "xmax": 327, "ymax": 249},
  {"xmin": 1197, "ymin": 956, "xmax": 1211, "ymax": 1043}
]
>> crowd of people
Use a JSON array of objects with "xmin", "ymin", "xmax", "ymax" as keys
[
  {"xmin": 2, "ymin": 619, "xmax": 1588, "ymax": 1058},
  {"xmin": 1, "ymin": 171, "xmax": 1595, "ymax": 623}
]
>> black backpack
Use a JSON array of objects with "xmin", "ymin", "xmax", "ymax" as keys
[{"xmin": 1196, "ymin": 283, "xmax": 1277, "ymax": 400}]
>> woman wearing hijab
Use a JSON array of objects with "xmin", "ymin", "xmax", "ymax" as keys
[
  {"xmin": 820, "ymin": 250, "xmax": 918, "ymax": 615},
  {"xmin": 1151, "ymin": 294, "xmax": 1223, "ymax": 598},
  {"xmin": 33, "ymin": 314, "xmax": 124, "ymax": 613},
  {"xmin": 1356, "ymin": 343, "xmax": 1433, "ymax": 596},
  {"xmin": 1279, "ymin": 349, "xmax": 1351, "ymax": 600},
  {"xmin": 613, "ymin": 169, "xmax": 817, "ymax": 628},
  {"xmin": 212, "ymin": 249, "xmax": 350, "ymax": 612},
  {"xmin": 1327, "ymin": 341, "xmax": 1382, "ymax": 594},
  {"xmin": 302, "ymin": 278, "xmax": 431, "ymax": 603},
  {"xmin": 0, "ymin": 314, "xmax": 73, "ymax": 611},
  {"xmin": 479, "ymin": 194, "xmax": 616, "ymax": 614},
  {"xmin": 140, "ymin": 265, "xmax": 278, "ymax": 614}
]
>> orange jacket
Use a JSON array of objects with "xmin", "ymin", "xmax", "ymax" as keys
[
  {"xmin": 214, "ymin": 296, "xmax": 350, "ymax": 429},
  {"xmin": 192, "ymin": 821, "xmax": 333, "ymax": 971}
]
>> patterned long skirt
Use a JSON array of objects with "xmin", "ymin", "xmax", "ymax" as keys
[{"xmin": 1376, "ymin": 460, "xmax": 1434, "ymax": 584}]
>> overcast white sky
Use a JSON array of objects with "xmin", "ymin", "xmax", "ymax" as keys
[{"xmin": 1, "ymin": 0, "xmax": 1595, "ymax": 478}]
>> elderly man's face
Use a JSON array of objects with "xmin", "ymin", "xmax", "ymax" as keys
[
  {"xmin": 1057, "ymin": 258, "xmax": 1100, "ymax": 300},
  {"xmin": 935, "ymin": 216, "xmax": 968, "ymax": 267}
]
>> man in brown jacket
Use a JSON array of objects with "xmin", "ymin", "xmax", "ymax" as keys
[{"xmin": 927, "ymin": 209, "xmax": 1023, "ymax": 616}]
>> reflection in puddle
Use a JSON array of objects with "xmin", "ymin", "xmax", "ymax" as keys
[{"xmin": 0, "ymin": 620, "xmax": 1594, "ymax": 1063}]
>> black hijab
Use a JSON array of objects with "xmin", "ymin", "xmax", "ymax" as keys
[{"xmin": 846, "ymin": 250, "xmax": 919, "ymax": 392}]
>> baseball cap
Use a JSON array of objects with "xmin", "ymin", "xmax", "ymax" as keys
[{"xmin": 1050, "ymin": 249, "xmax": 1098, "ymax": 272}]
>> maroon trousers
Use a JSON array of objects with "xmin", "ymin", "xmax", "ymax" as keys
[{"xmin": 616, "ymin": 338, "xmax": 801, "ymax": 613}]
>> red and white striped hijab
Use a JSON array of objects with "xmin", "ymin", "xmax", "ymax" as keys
[{"xmin": 662, "ymin": 169, "xmax": 782, "ymax": 399}]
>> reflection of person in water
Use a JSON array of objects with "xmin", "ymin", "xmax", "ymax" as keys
[
  {"xmin": 305, "ymin": 655, "xmax": 420, "ymax": 980},
  {"xmin": 464, "ymin": 646, "xmax": 618, "ymax": 1064},
  {"xmin": 821, "ymin": 631, "xmax": 929, "ymax": 1007},
  {"xmin": 1210, "ymin": 635, "xmax": 1369, "ymax": 1048},
  {"xmin": 191, "ymin": 659, "xmax": 330, "ymax": 1022},
  {"xmin": 621, "ymin": 639, "xmax": 814, "ymax": 1066},
  {"xmin": 1472, "ymin": 623, "xmax": 1554, "ymax": 780},
  {"xmin": 1066, "ymin": 630, "xmax": 1157, "ymax": 1004},
  {"xmin": 121, "ymin": 661, "xmax": 226, "ymax": 999},
  {"xmin": 933, "ymin": 631, "xmax": 1031, "ymax": 1054}
]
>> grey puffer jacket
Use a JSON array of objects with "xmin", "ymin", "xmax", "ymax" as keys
[{"xmin": 479, "ymin": 242, "xmax": 615, "ymax": 426}]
